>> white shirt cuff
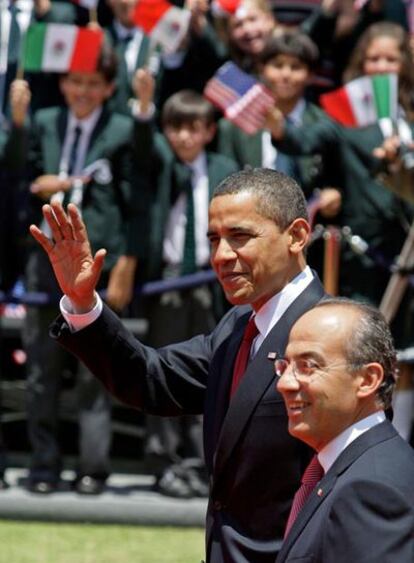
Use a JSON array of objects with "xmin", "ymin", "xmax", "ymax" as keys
[
  {"xmin": 60, "ymin": 293, "xmax": 103, "ymax": 333},
  {"xmin": 130, "ymin": 100, "xmax": 155, "ymax": 121}
]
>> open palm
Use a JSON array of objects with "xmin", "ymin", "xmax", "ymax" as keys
[{"xmin": 30, "ymin": 202, "xmax": 106, "ymax": 312}]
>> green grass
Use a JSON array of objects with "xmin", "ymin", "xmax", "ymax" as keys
[{"xmin": 0, "ymin": 521, "xmax": 205, "ymax": 563}]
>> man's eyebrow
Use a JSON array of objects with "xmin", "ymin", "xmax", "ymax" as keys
[{"xmin": 207, "ymin": 226, "xmax": 253, "ymax": 238}]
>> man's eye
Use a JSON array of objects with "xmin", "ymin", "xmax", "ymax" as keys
[{"xmin": 296, "ymin": 359, "xmax": 318, "ymax": 375}]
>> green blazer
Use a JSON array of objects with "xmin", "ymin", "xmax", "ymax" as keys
[
  {"xmin": 25, "ymin": 105, "xmax": 140, "ymax": 274},
  {"xmin": 275, "ymin": 118, "xmax": 414, "ymax": 312},
  {"xmin": 134, "ymin": 120, "xmax": 238, "ymax": 280},
  {"xmin": 217, "ymin": 102, "xmax": 336, "ymax": 198}
]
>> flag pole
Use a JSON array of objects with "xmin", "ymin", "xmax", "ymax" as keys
[
  {"xmin": 89, "ymin": 7, "xmax": 98, "ymax": 24},
  {"xmin": 323, "ymin": 226, "xmax": 341, "ymax": 296}
]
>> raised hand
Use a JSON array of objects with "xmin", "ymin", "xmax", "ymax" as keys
[{"xmin": 29, "ymin": 201, "xmax": 106, "ymax": 313}]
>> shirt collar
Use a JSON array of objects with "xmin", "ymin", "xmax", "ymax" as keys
[
  {"xmin": 113, "ymin": 20, "xmax": 140, "ymax": 40},
  {"xmin": 286, "ymin": 98, "xmax": 306, "ymax": 127},
  {"xmin": 254, "ymin": 266, "xmax": 314, "ymax": 339},
  {"xmin": 68, "ymin": 106, "xmax": 103, "ymax": 136},
  {"xmin": 318, "ymin": 411, "xmax": 386, "ymax": 474},
  {"xmin": 184, "ymin": 151, "xmax": 207, "ymax": 177}
]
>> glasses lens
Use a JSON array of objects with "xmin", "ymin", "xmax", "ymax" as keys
[{"xmin": 274, "ymin": 359, "xmax": 288, "ymax": 377}]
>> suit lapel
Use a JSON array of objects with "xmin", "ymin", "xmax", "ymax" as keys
[
  {"xmin": 84, "ymin": 108, "xmax": 110, "ymax": 167},
  {"xmin": 277, "ymin": 421, "xmax": 398, "ymax": 561},
  {"xmin": 213, "ymin": 276, "xmax": 325, "ymax": 479}
]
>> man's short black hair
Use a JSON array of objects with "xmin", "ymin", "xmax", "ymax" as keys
[
  {"xmin": 162, "ymin": 90, "xmax": 216, "ymax": 128},
  {"xmin": 213, "ymin": 168, "xmax": 308, "ymax": 230},
  {"xmin": 258, "ymin": 30, "xmax": 319, "ymax": 70}
]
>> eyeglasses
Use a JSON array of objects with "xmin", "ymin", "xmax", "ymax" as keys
[{"xmin": 274, "ymin": 358, "xmax": 350, "ymax": 382}]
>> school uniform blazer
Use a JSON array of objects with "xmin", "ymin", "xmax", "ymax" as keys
[
  {"xmin": 24, "ymin": 105, "xmax": 141, "ymax": 289},
  {"xmin": 217, "ymin": 102, "xmax": 334, "ymax": 198},
  {"xmin": 133, "ymin": 119, "xmax": 238, "ymax": 280},
  {"xmin": 51, "ymin": 274, "xmax": 325, "ymax": 562},
  {"xmin": 277, "ymin": 420, "xmax": 414, "ymax": 563}
]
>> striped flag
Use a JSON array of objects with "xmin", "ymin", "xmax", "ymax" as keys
[
  {"xmin": 133, "ymin": 0, "xmax": 190, "ymax": 53},
  {"xmin": 204, "ymin": 62, "xmax": 275, "ymax": 135},
  {"xmin": 319, "ymin": 74, "xmax": 398, "ymax": 127},
  {"xmin": 22, "ymin": 23, "xmax": 104, "ymax": 73}
]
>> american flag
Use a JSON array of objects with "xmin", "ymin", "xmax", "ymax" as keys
[{"xmin": 204, "ymin": 62, "xmax": 275, "ymax": 135}]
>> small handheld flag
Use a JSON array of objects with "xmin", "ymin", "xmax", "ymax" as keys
[
  {"xmin": 204, "ymin": 61, "xmax": 274, "ymax": 135},
  {"xmin": 22, "ymin": 24, "xmax": 104, "ymax": 73},
  {"xmin": 319, "ymin": 74, "xmax": 398, "ymax": 127},
  {"xmin": 134, "ymin": 0, "xmax": 191, "ymax": 53}
]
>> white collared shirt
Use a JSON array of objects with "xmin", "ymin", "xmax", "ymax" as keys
[
  {"xmin": 262, "ymin": 98, "xmax": 306, "ymax": 169},
  {"xmin": 318, "ymin": 411, "xmax": 386, "ymax": 474},
  {"xmin": 163, "ymin": 151, "xmax": 210, "ymax": 268},
  {"xmin": 60, "ymin": 107, "xmax": 103, "ymax": 177},
  {"xmin": 250, "ymin": 266, "xmax": 314, "ymax": 357},
  {"xmin": 113, "ymin": 20, "xmax": 144, "ymax": 77}
]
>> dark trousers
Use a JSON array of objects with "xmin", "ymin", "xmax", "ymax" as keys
[
  {"xmin": 22, "ymin": 305, "xmax": 111, "ymax": 482},
  {"xmin": 145, "ymin": 284, "xmax": 216, "ymax": 470}
]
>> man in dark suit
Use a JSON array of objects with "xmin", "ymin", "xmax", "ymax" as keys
[
  {"xmin": 30, "ymin": 168, "xmax": 325, "ymax": 562},
  {"xmin": 276, "ymin": 298, "xmax": 414, "ymax": 562}
]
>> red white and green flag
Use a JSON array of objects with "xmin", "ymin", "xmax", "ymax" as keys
[
  {"xmin": 319, "ymin": 74, "xmax": 398, "ymax": 127},
  {"xmin": 133, "ymin": 0, "xmax": 191, "ymax": 53},
  {"xmin": 22, "ymin": 24, "xmax": 104, "ymax": 73}
]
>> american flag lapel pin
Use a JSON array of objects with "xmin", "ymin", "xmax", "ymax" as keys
[
  {"xmin": 267, "ymin": 352, "xmax": 277, "ymax": 360},
  {"xmin": 317, "ymin": 488, "xmax": 323, "ymax": 497}
]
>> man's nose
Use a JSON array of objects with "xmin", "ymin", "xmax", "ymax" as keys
[{"xmin": 211, "ymin": 239, "xmax": 236, "ymax": 263}]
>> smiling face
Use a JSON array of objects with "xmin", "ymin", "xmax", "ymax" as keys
[
  {"xmin": 208, "ymin": 191, "xmax": 306, "ymax": 312},
  {"xmin": 229, "ymin": 5, "xmax": 274, "ymax": 56},
  {"xmin": 164, "ymin": 119, "xmax": 216, "ymax": 163},
  {"xmin": 260, "ymin": 53, "xmax": 310, "ymax": 105},
  {"xmin": 363, "ymin": 36, "xmax": 403, "ymax": 76},
  {"xmin": 60, "ymin": 72, "xmax": 114, "ymax": 120},
  {"xmin": 277, "ymin": 306, "xmax": 371, "ymax": 452}
]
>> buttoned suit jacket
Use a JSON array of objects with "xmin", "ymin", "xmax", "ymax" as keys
[
  {"xmin": 51, "ymin": 274, "xmax": 325, "ymax": 562},
  {"xmin": 276, "ymin": 420, "xmax": 414, "ymax": 563}
]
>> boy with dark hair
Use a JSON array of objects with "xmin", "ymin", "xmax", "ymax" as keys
[
  {"xmin": 13, "ymin": 43, "xmax": 143, "ymax": 495},
  {"xmin": 133, "ymin": 74, "xmax": 237, "ymax": 497},
  {"xmin": 218, "ymin": 30, "xmax": 340, "ymax": 218}
]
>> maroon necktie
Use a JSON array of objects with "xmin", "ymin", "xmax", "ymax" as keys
[
  {"xmin": 284, "ymin": 455, "xmax": 324, "ymax": 537},
  {"xmin": 230, "ymin": 317, "xmax": 259, "ymax": 397}
]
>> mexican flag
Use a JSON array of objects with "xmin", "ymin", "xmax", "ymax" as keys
[
  {"xmin": 133, "ymin": 0, "xmax": 191, "ymax": 53},
  {"xmin": 23, "ymin": 24, "xmax": 104, "ymax": 73},
  {"xmin": 320, "ymin": 74, "xmax": 398, "ymax": 127}
]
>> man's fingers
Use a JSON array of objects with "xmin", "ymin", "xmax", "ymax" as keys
[
  {"xmin": 50, "ymin": 201, "xmax": 75, "ymax": 239},
  {"xmin": 67, "ymin": 203, "xmax": 88, "ymax": 242},
  {"xmin": 91, "ymin": 249, "xmax": 107, "ymax": 282},
  {"xmin": 29, "ymin": 224, "xmax": 54, "ymax": 253}
]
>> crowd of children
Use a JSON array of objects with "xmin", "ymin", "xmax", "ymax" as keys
[{"xmin": 0, "ymin": 0, "xmax": 413, "ymax": 497}]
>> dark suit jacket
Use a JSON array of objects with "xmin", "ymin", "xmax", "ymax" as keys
[
  {"xmin": 277, "ymin": 420, "xmax": 414, "ymax": 562},
  {"xmin": 51, "ymin": 274, "xmax": 325, "ymax": 562}
]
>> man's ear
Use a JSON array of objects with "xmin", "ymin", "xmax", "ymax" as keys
[
  {"xmin": 357, "ymin": 363, "xmax": 384, "ymax": 399},
  {"xmin": 287, "ymin": 218, "xmax": 310, "ymax": 254}
]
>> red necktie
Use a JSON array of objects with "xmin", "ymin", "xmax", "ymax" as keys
[
  {"xmin": 230, "ymin": 317, "xmax": 259, "ymax": 397},
  {"xmin": 284, "ymin": 455, "xmax": 324, "ymax": 537}
]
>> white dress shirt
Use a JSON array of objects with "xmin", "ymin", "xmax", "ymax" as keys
[
  {"xmin": 318, "ymin": 411, "xmax": 386, "ymax": 474},
  {"xmin": 163, "ymin": 151, "xmax": 210, "ymax": 268},
  {"xmin": 60, "ymin": 107, "xmax": 103, "ymax": 177}
]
